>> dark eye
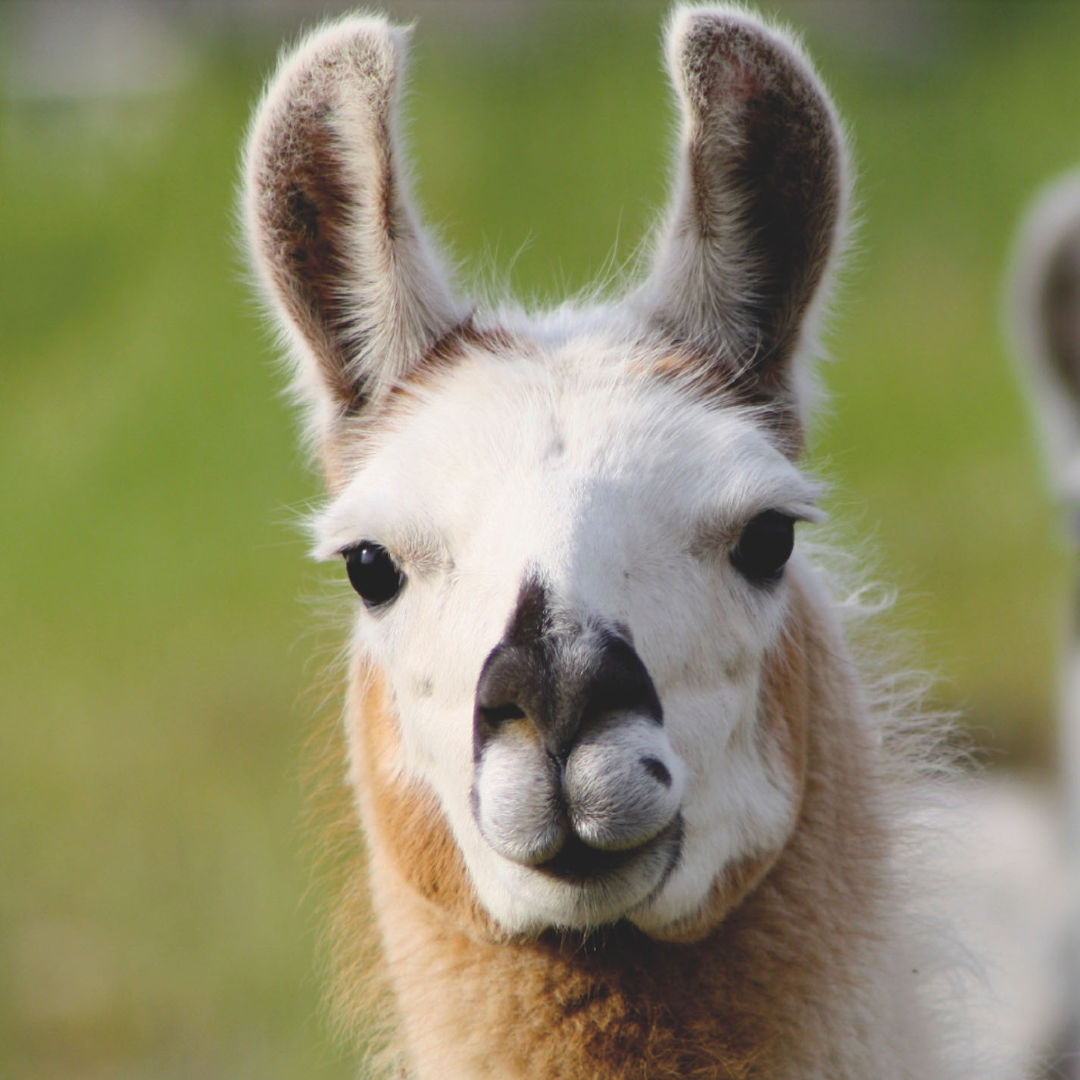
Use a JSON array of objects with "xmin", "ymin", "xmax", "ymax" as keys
[
  {"xmin": 730, "ymin": 510, "xmax": 795, "ymax": 585},
  {"xmin": 342, "ymin": 542, "xmax": 405, "ymax": 608}
]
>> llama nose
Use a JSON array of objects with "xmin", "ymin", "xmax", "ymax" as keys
[
  {"xmin": 472, "ymin": 624, "xmax": 684, "ymax": 864},
  {"xmin": 473, "ymin": 629, "xmax": 663, "ymax": 761}
]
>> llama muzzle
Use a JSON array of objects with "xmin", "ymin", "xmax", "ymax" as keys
[{"xmin": 471, "ymin": 594, "xmax": 687, "ymax": 878}]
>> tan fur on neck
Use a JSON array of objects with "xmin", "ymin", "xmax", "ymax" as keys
[{"xmin": 332, "ymin": 579, "xmax": 896, "ymax": 1079}]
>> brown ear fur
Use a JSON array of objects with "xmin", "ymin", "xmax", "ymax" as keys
[
  {"xmin": 636, "ymin": 9, "xmax": 848, "ymax": 445},
  {"xmin": 247, "ymin": 64, "xmax": 369, "ymax": 414},
  {"xmin": 243, "ymin": 17, "xmax": 463, "ymax": 448}
]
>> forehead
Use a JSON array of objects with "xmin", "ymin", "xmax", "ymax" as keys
[{"xmin": 313, "ymin": 338, "xmax": 819, "ymax": 555}]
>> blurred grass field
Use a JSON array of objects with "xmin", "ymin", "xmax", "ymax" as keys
[{"xmin": 3, "ymin": 1, "xmax": 1079, "ymax": 1076}]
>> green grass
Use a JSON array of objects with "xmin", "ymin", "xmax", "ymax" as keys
[{"xmin": 3, "ymin": 1, "xmax": 1079, "ymax": 1075}]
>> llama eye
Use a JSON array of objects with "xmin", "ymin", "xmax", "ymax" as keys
[
  {"xmin": 730, "ymin": 511, "xmax": 795, "ymax": 584},
  {"xmin": 342, "ymin": 542, "xmax": 405, "ymax": 608}
]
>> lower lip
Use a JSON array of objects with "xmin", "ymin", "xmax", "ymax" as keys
[{"xmin": 535, "ymin": 818, "xmax": 683, "ymax": 884}]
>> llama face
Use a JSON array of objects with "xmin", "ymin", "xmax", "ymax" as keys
[
  {"xmin": 313, "ymin": 343, "xmax": 821, "ymax": 932},
  {"xmin": 244, "ymin": 6, "xmax": 848, "ymax": 938}
]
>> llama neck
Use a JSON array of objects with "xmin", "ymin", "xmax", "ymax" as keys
[{"xmin": 353, "ymin": 596, "xmax": 910, "ymax": 1080}]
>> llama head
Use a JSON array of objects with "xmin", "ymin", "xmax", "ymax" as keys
[{"xmin": 244, "ymin": 5, "xmax": 849, "ymax": 940}]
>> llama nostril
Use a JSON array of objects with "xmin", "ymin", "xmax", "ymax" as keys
[
  {"xmin": 479, "ymin": 702, "xmax": 526, "ymax": 727},
  {"xmin": 641, "ymin": 757, "xmax": 672, "ymax": 788}
]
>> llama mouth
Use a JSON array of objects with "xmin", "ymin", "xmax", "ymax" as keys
[
  {"xmin": 535, "ymin": 817, "xmax": 683, "ymax": 885},
  {"xmin": 537, "ymin": 835, "xmax": 637, "ymax": 880}
]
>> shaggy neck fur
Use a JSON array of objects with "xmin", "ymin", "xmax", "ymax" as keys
[{"xmin": 344, "ymin": 582, "xmax": 924, "ymax": 1080}]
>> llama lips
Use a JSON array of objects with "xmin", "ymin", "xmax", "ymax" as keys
[{"xmin": 535, "ymin": 817, "xmax": 683, "ymax": 885}]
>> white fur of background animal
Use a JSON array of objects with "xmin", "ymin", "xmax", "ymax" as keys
[{"xmin": 1009, "ymin": 168, "xmax": 1080, "ymax": 1080}]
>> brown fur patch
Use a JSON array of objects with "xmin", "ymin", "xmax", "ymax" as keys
[
  {"xmin": 650, "ymin": 349, "xmax": 805, "ymax": 458},
  {"xmin": 296, "ymin": 660, "xmax": 392, "ymax": 1065},
  {"xmin": 251, "ymin": 65, "xmax": 375, "ymax": 415},
  {"xmin": 350, "ymin": 663, "xmax": 503, "ymax": 940}
]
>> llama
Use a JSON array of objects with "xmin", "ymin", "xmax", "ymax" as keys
[
  {"xmin": 244, "ymin": 7, "xmax": 1020, "ymax": 1077},
  {"xmin": 1010, "ymin": 170, "xmax": 1080, "ymax": 1080}
]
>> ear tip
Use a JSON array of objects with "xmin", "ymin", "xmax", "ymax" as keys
[
  {"xmin": 666, "ymin": 4, "xmax": 769, "ymax": 41},
  {"xmin": 260, "ymin": 12, "xmax": 411, "ymax": 111},
  {"xmin": 290, "ymin": 11, "xmax": 407, "ymax": 55},
  {"xmin": 665, "ymin": 5, "xmax": 787, "ymax": 58},
  {"xmin": 301, "ymin": 12, "xmax": 413, "ymax": 61},
  {"xmin": 663, "ymin": 4, "xmax": 813, "ymax": 97},
  {"xmin": 242, "ymin": 11, "xmax": 413, "ymax": 192}
]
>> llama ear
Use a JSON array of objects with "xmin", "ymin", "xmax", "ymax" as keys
[
  {"xmin": 242, "ymin": 16, "xmax": 464, "ymax": 450},
  {"xmin": 633, "ymin": 7, "xmax": 849, "ymax": 424},
  {"xmin": 1010, "ymin": 170, "xmax": 1080, "ymax": 500}
]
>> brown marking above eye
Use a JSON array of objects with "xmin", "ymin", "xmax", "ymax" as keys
[{"xmin": 647, "ymin": 349, "xmax": 805, "ymax": 458}]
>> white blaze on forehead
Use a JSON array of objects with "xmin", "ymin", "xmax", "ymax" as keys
[{"xmin": 312, "ymin": 340, "xmax": 821, "ymax": 565}]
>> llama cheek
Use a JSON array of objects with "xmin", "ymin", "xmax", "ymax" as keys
[
  {"xmin": 636, "ymin": 616, "xmax": 812, "ymax": 936},
  {"xmin": 622, "ymin": 687, "xmax": 785, "ymax": 926},
  {"xmin": 662, "ymin": 685, "xmax": 746, "ymax": 775},
  {"xmin": 388, "ymin": 695, "xmax": 476, "ymax": 823}
]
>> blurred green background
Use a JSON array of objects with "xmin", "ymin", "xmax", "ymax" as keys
[{"xmin": 3, "ymin": 1, "xmax": 1079, "ymax": 1076}]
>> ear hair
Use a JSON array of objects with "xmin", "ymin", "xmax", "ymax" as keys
[
  {"xmin": 632, "ymin": 5, "xmax": 850, "ymax": 432},
  {"xmin": 242, "ymin": 15, "xmax": 464, "ymax": 452},
  {"xmin": 1009, "ymin": 169, "xmax": 1080, "ymax": 501}
]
